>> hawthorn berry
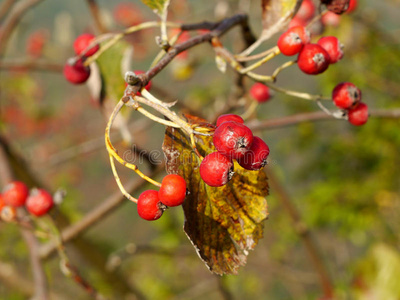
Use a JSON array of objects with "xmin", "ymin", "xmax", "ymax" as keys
[
  {"xmin": 2, "ymin": 181, "xmax": 29, "ymax": 207},
  {"xmin": 297, "ymin": 43, "xmax": 330, "ymax": 75},
  {"xmin": 26, "ymin": 30, "xmax": 47, "ymax": 58},
  {"xmin": 0, "ymin": 194, "xmax": 5, "ymax": 213},
  {"xmin": 317, "ymin": 36, "xmax": 344, "ymax": 64},
  {"xmin": 249, "ymin": 83, "xmax": 271, "ymax": 103},
  {"xmin": 289, "ymin": 16, "xmax": 307, "ymax": 28},
  {"xmin": 64, "ymin": 59, "xmax": 91, "ymax": 84},
  {"xmin": 321, "ymin": 11, "xmax": 341, "ymax": 27},
  {"xmin": 26, "ymin": 188, "xmax": 54, "ymax": 217},
  {"xmin": 137, "ymin": 190, "xmax": 165, "ymax": 221},
  {"xmin": 348, "ymin": 102, "xmax": 368, "ymax": 126},
  {"xmin": 213, "ymin": 121, "xmax": 254, "ymax": 159},
  {"xmin": 346, "ymin": 0, "xmax": 357, "ymax": 13},
  {"xmin": 159, "ymin": 174, "xmax": 187, "ymax": 207},
  {"xmin": 199, "ymin": 152, "xmax": 234, "ymax": 187},
  {"xmin": 277, "ymin": 26, "xmax": 310, "ymax": 56},
  {"xmin": 216, "ymin": 114, "xmax": 244, "ymax": 127},
  {"xmin": 237, "ymin": 137, "xmax": 270, "ymax": 171},
  {"xmin": 73, "ymin": 33, "xmax": 99, "ymax": 57},
  {"xmin": 332, "ymin": 82, "xmax": 361, "ymax": 109},
  {"xmin": 296, "ymin": 0, "xmax": 316, "ymax": 21}
]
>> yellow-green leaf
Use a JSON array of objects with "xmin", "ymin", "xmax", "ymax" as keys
[
  {"xmin": 141, "ymin": 0, "xmax": 169, "ymax": 14},
  {"xmin": 162, "ymin": 115, "xmax": 269, "ymax": 275}
]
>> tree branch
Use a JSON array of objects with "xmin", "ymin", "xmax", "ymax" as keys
[
  {"xmin": 0, "ymin": 60, "xmax": 63, "ymax": 72},
  {"xmin": 86, "ymin": 0, "xmax": 108, "ymax": 34},
  {"xmin": 0, "ymin": 0, "xmax": 16, "ymax": 22}
]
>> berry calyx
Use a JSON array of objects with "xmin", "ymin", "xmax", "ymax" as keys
[
  {"xmin": 2, "ymin": 181, "xmax": 29, "ymax": 207},
  {"xmin": 199, "ymin": 152, "xmax": 234, "ymax": 187},
  {"xmin": 237, "ymin": 136, "xmax": 270, "ymax": 170},
  {"xmin": 73, "ymin": 33, "xmax": 99, "ymax": 57},
  {"xmin": 332, "ymin": 82, "xmax": 361, "ymax": 109},
  {"xmin": 216, "ymin": 114, "xmax": 244, "ymax": 127},
  {"xmin": 297, "ymin": 43, "xmax": 330, "ymax": 75},
  {"xmin": 322, "ymin": 0, "xmax": 351, "ymax": 14},
  {"xmin": 348, "ymin": 102, "xmax": 368, "ymax": 126},
  {"xmin": 277, "ymin": 26, "xmax": 310, "ymax": 56},
  {"xmin": 137, "ymin": 190, "xmax": 165, "ymax": 221},
  {"xmin": 159, "ymin": 174, "xmax": 187, "ymax": 207},
  {"xmin": 26, "ymin": 188, "xmax": 54, "ymax": 217},
  {"xmin": 250, "ymin": 83, "xmax": 271, "ymax": 103},
  {"xmin": 64, "ymin": 59, "xmax": 91, "ymax": 84},
  {"xmin": 213, "ymin": 121, "xmax": 254, "ymax": 159},
  {"xmin": 317, "ymin": 36, "xmax": 344, "ymax": 64}
]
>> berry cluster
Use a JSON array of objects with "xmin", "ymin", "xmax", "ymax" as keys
[
  {"xmin": 137, "ymin": 174, "xmax": 187, "ymax": 221},
  {"xmin": 200, "ymin": 114, "xmax": 270, "ymax": 187},
  {"xmin": 0, "ymin": 181, "xmax": 54, "ymax": 221},
  {"xmin": 332, "ymin": 82, "xmax": 368, "ymax": 126},
  {"xmin": 278, "ymin": 25, "xmax": 344, "ymax": 75},
  {"xmin": 64, "ymin": 33, "xmax": 98, "ymax": 85}
]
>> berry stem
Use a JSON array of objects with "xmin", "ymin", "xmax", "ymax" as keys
[
  {"xmin": 241, "ymin": 100, "xmax": 258, "ymax": 121},
  {"xmin": 239, "ymin": 47, "xmax": 280, "ymax": 74},
  {"xmin": 235, "ymin": 46, "xmax": 279, "ymax": 62},
  {"xmin": 271, "ymin": 60, "xmax": 297, "ymax": 81},
  {"xmin": 109, "ymin": 155, "xmax": 139, "ymax": 203}
]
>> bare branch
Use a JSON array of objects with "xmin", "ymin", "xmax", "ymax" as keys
[
  {"xmin": 0, "ymin": 0, "xmax": 16, "ymax": 21},
  {"xmin": 0, "ymin": 60, "xmax": 63, "ymax": 72},
  {"xmin": 86, "ymin": 0, "xmax": 108, "ymax": 34}
]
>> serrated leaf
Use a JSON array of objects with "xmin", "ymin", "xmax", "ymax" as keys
[
  {"xmin": 141, "ymin": 0, "xmax": 169, "ymax": 14},
  {"xmin": 162, "ymin": 115, "xmax": 269, "ymax": 275}
]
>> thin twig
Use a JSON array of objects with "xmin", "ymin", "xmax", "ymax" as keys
[
  {"xmin": 0, "ymin": 60, "xmax": 63, "ymax": 72},
  {"xmin": 86, "ymin": 0, "xmax": 108, "ymax": 34},
  {"xmin": 0, "ymin": 0, "xmax": 16, "ymax": 21}
]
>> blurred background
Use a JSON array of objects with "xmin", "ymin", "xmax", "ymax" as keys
[{"xmin": 0, "ymin": 0, "xmax": 400, "ymax": 299}]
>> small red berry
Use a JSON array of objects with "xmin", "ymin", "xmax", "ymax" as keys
[
  {"xmin": 26, "ymin": 30, "xmax": 47, "ymax": 58},
  {"xmin": 249, "ymin": 83, "xmax": 271, "ymax": 103},
  {"xmin": 296, "ymin": 0, "xmax": 316, "ymax": 21},
  {"xmin": 64, "ymin": 59, "xmax": 91, "ymax": 84},
  {"xmin": 159, "ymin": 174, "xmax": 187, "ymax": 207},
  {"xmin": 137, "ymin": 190, "xmax": 164, "ymax": 221},
  {"xmin": 133, "ymin": 70, "xmax": 152, "ymax": 96},
  {"xmin": 346, "ymin": 0, "xmax": 357, "ymax": 13},
  {"xmin": 237, "ymin": 137, "xmax": 270, "ymax": 170},
  {"xmin": 216, "ymin": 114, "xmax": 244, "ymax": 127},
  {"xmin": 26, "ymin": 188, "xmax": 54, "ymax": 217},
  {"xmin": 199, "ymin": 152, "xmax": 234, "ymax": 187},
  {"xmin": 213, "ymin": 121, "xmax": 254, "ymax": 159},
  {"xmin": 348, "ymin": 102, "xmax": 368, "ymax": 126},
  {"xmin": 2, "ymin": 181, "xmax": 29, "ymax": 207},
  {"xmin": 289, "ymin": 16, "xmax": 307, "ymax": 28},
  {"xmin": 277, "ymin": 26, "xmax": 310, "ymax": 56},
  {"xmin": 297, "ymin": 43, "xmax": 330, "ymax": 75},
  {"xmin": 332, "ymin": 82, "xmax": 361, "ymax": 109},
  {"xmin": 73, "ymin": 33, "xmax": 99, "ymax": 57},
  {"xmin": 321, "ymin": 11, "xmax": 341, "ymax": 27},
  {"xmin": 317, "ymin": 36, "xmax": 344, "ymax": 64},
  {"xmin": 0, "ymin": 194, "xmax": 5, "ymax": 213}
]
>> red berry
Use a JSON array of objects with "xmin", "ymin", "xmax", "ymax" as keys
[
  {"xmin": 348, "ymin": 102, "xmax": 368, "ymax": 126},
  {"xmin": 249, "ymin": 83, "xmax": 271, "ymax": 103},
  {"xmin": 332, "ymin": 82, "xmax": 361, "ymax": 109},
  {"xmin": 237, "ymin": 137, "xmax": 270, "ymax": 170},
  {"xmin": 64, "ymin": 59, "xmax": 91, "ymax": 84},
  {"xmin": 2, "ymin": 181, "xmax": 29, "ymax": 207},
  {"xmin": 296, "ymin": 0, "xmax": 316, "ymax": 21},
  {"xmin": 26, "ymin": 30, "xmax": 47, "ymax": 58},
  {"xmin": 133, "ymin": 70, "xmax": 152, "ymax": 96},
  {"xmin": 289, "ymin": 16, "xmax": 307, "ymax": 28},
  {"xmin": 113, "ymin": 2, "xmax": 144, "ymax": 27},
  {"xmin": 213, "ymin": 121, "xmax": 254, "ymax": 159},
  {"xmin": 277, "ymin": 26, "xmax": 310, "ymax": 56},
  {"xmin": 317, "ymin": 36, "xmax": 343, "ymax": 64},
  {"xmin": 297, "ymin": 43, "xmax": 330, "ymax": 75},
  {"xmin": 321, "ymin": 11, "xmax": 341, "ymax": 27},
  {"xmin": 73, "ymin": 33, "xmax": 99, "ymax": 57},
  {"xmin": 26, "ymin": 188, "xmax": 54, "ymax": 217},
  {"xmin": 159, "ymin": 174, "xmax": 187, "ymax": 207},
  {"xmin": 199, "ymin": 152, "xmax": 234, "ymax": 187},
  {"xmin": 0, "ymin": 194, "xmax": 5, "ymax": 213},
  {"xmin": 137, "ymin": 190, "xmax": 164, "ymax": 221},
  {"xmin": 346, "ymin": 0, "xmax": 357, "ymax": 13},
  {"xmin": 216, "ymin": 114, "xmax": 244, "ymax": 127}
]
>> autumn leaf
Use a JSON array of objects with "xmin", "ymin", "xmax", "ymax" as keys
[{"xmin": 162, "ymin": 115, "xmax": 269, "ymax": 275}]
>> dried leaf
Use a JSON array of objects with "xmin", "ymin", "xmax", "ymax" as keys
[{"xmin": 162, "ymin": 115, "xmax": 269, "ymax": 275}]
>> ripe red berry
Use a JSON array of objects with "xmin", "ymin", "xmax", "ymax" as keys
[
  {"xmin": 296, "ymin": 0, "xmax": 316, "ymax": 21},
  {"xmin": 277, "ymin": 26, "xmax": 310, "ymax": 56},
  {"xmin": 199, "ymin": 152, "xmax": 234, "ymax": 187},
  {"xmin": 346, "ymin": 0, "xmax": 357, "ymax": 13},
  {"xmin": 289, "ymin": 16, "xmax": 307, "ymax": 28},
  {"xmin": 216, "ymin": 114, "xmax": 244, "ymax": 127},
  {"xmin": 26, "ymin": 188, "xmax": 54, "ymax": 217},
  {"xmin": 159, "ymin": 174, "xmax": 187, "ymax": 207},
  {"xmin": 2, "ymin": 181, "xmax": 29, "ymax": 207},
  {"xmin": 250, "ymin": 83, "xmax": 271, "ymax": 103},
  {"xmin": 64, "ymin": 59, "xmax": 91, "ymax": 84},
  {"xmin": 297, "ymin": 43, "xmax": 330, "ymax": 75},
  {"xmin": 348, "ymin": 102, "xmax": 368, "ymax": 126},
  {"xmin": 26, "ymin": 30, "xmax": 47, "ymax": 58},
  {"xmin": 0, "ymin": 194, "xmax": 5, "ymax": 213},
  {"xmin": 133, "ymin": 70, "xmax": 152, "ymax": 96},
  {"xmin": 321, "ymin": 11, "xmax": 341, "ymax": 27},
  {"xmin": 213, "ymin": 121, "xmax": 254, "ymax": 159},
  {"xmin": 332, "ymin": 82, "xmax": 361, "ymax": 109},
  {"xmin": 137, "ymin": 190, "xmax": 164, "ymax": 221},
  {"xmin": 317, "ymin": 36, "xmax": 344, "ymax": 64},
  {"xmin": 237, "ymin": 137, "xmax": 270, "ymax": 171},
  {"xmin": 73, "ymin": 33, "xmax": 99, "ymax": 57}
]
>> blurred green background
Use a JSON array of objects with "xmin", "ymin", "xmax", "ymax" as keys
[{"xmin": 0, "ymin": 0, "xmax": 400, "ymax": 299}]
